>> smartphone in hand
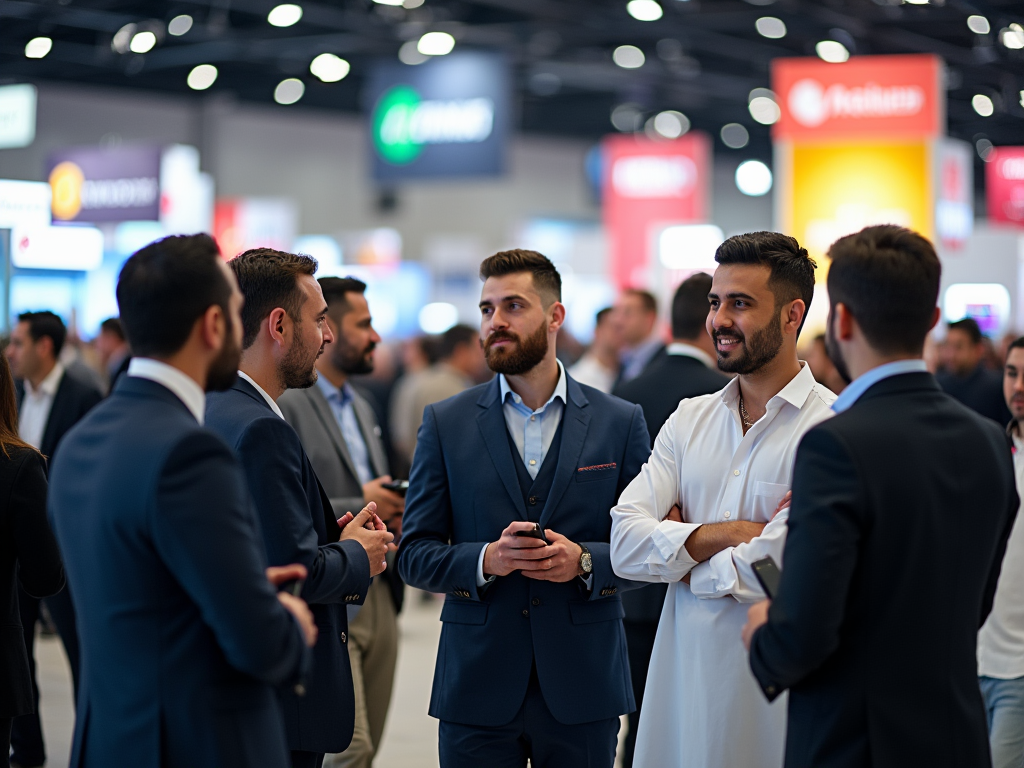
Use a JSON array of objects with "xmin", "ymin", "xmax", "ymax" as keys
[
  {"xmin": 751, "ymin": 556, "xmax": 781, "ymax": 599},
  {"xmin": 381, "ymin": 479, "xmax": 409, "ymax": 496},
  {"xmin": 514, "ymin": 523, "xmax": 551, "ymax": 546}
]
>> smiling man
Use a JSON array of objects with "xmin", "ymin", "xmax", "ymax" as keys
[
  {"xmin": 609, "ymin": 231, "xmax": 835, "ymax": 768},
  {"xmin": 398, "ymin": 249, "xmax": 650, "ymax": 768}
]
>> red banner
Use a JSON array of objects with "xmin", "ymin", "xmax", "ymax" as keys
[{"xmin": 987, "ymin": 148, "xmax": 1024, "ymax": 226}]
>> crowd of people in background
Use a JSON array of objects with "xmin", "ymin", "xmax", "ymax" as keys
[{"xmin": 3, "ymin": 224, "xmax": 1024, "ymax": 768}]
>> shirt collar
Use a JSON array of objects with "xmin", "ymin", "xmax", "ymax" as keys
[
  {"xmin": 666, "ymin": 342, "xmax": 715, "ymax": 369},
  {"xmin": 25, "ymin": 361, "xmax": 65, "ymax": 398},
  {"xmin": 499, "ymin": 359, "xmax": 567, "ymax": 412},
  {"xmin": 316, "ymin": 373, "xmax": 354, "ymax": 407},
  {"xmin": 127, "ymin": 357, "xmax": 206, "ymax": 424},
  {"xmin": 831, "ymin": 359, "xmax": 929, "ymax": 414},
  {"xmin": 237, "ymin": 371, "xmax": 285, "ymax": 419},
  {"xmin": 720, "ymin": 360, "xmax": 818, "ymax": 412}
]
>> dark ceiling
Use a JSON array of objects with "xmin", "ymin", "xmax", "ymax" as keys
[{"xmin": 1, "ymin": 0, "xmax": 1022, "ymax": 164}]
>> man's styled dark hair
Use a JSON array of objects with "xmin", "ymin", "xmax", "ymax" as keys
[
  {"xmin": 17, "ymin": 311, "xmax": 67, "ymax": 358},
  {"xmin": 827, "ymin": 225, "xmax": 941, "ymax": 355},
  {"xmin": 439, "ymin": 324, "xmax": 478, "ymax": 360},
  {"xmin": 595, "ymin": 307, "xmax": 613, "ymax": 326},
  {"xmin": 623, "ymin": 288, "xmax": 658, "ymax": 315},
  {"xmin": 479, "ymin": 249, "xmax": 561, "ymax": 305},
  {"xmin": 99, "ymin": 317, "xmax": 125, "ymax": 342},
  {"xmin": 671, "ymin": 272, "xmax": 713, "ymax": 341},
  {"xmin": 948, "ymin": 317, "xmax": 983, "ymax": 345},
  {"xmin": 1007, "ymin": 336, "xmax": 1024, "ymax": 358},
  {"xmin": 715, "ymin": 231, "xmax": 817, "ymax": 332},
  {"xmin": 319, "ymin": 276, "xmax": 368, "ymax": 319},
  {"xmin": 230, "ymin": 248, "xmax": 318, "ymax": 349},
  {"xmin": 117, "ymin": 234, "xmax": 232, "ymax": 358}
]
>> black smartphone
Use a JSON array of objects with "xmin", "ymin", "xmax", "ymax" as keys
[
  {"xmin": 278, "ymin": 578, "xmax": 305, "ymax": 598},
  {"xmin": 514, "ymin": 523, "xmax": 551, "ymax": 546},
  {"xmin": 751, "ymin": 556, "xmax": 781, "ymax": 600},
  {"xmin": 381, "ymin": 479, "xmax": 409, "ymax": 496}
]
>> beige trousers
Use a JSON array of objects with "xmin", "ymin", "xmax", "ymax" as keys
[{"xmin": 325, "ymin": 576, "xmax": 399, "ymax": 768}]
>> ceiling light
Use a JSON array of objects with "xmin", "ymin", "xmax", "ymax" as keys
[
  {"xmin": 816, "ymin": 40, "xmax": 850, "ymax": 63},
  {"xmin": 129, "ymin": 30, "xmax": 157, "ymax": 54},
  {"xmin": 1020, "ymin": 90, "xmax": 1024, "ymax": 109},
  {"xmin": 903, "ymin": 0, "xmax": 929, "ymax": 5},
  {"xmin": 274, "ymin": 78, "xmax": 305, "ymax": 105},
  {"xmin": 187, "ymin": 64, "xmax": 218, "ymax": 90},
  {"xmin": 755, "ymin": 17, "xmax": 786, "ymax": 39},
  {"xmin": 398, "ymin": 40, "xmax": 429, "ymax": 65},
  {"xmin": 627, "ymin": 0, "xmax": 663, "ymax": 21},
  {"xmin": 652, "ymin": 110, "xmax": 690, "ymax": 138},
  {"xmin": 417, "ymin": 31, "xmax": 455, "ymax": 56},
  {"xmin": 310, "ymin": 53, "xmax": 350, "ymax": 82},
  {"xmin": 268, "ymin": 4, "xmax": 303, "ymax": 27},
  {"xmin": 976, "ymin": 138, "xmax": 994, "ymax": 161},
  {"xmin": 403, "ymin": 0, "xmax": 425, "ymax": 7},
  {"xmin": 972, "ymin": 94, "xmax": 994, "ymax": 117},
  {"xmin": 735, "ymin": 160, "xmax": 773, "ymax": 196},
  {"xmin": 1001, "ymin": 24, "xmax": 1024, "ymax": 50},
  {"xmin": 24, "ymin": 37, "xmax": 52, "ymax": 59},
  {"xmin": 112, "ymin": 24, "xmax": 137, "ymax": 54},
  {"xmin": 373, "ymin": 0, "xmax": 404, "ymax": 5},
  {"xmin": 613, "ymin": 45, "xmax": 645, "ymax": 69},
  {"xmin": 611, "ymin": 103, "xmax": 642, "ymax": 132},
  {"xmin": 748, "ymin": 96, "xmax": 780, "ymax": 125},
  {"xmin": 967, "ymin": 15, "xmax": 990, "ymax": 35},
  {"xmin": 168, "ymin": 15, "xmax": 193, "ymax": 36},
  {"xmin": 720, "ymin": 123, "xmax": 749, "ymax": 149}
]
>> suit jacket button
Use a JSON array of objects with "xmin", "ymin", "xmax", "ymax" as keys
[
  {"xmin": 528, "ymin": 496, "xmax": 537, "ymax": 505},
  {"xmin": 353, "ymin": 594, "xmax": 360, "ymax": 600},
  {"xmin": 766, "ymin": 684, "xmax": 776, "ymax": 696},
  {"xmin": 522, "ymin": 609, "xmax": 529, "ymax": 617},
  {"xmin": 532, "ymin": 598, "xmax": 540, "ymax": 606},
  {"xmin": 340, "ymin": 632, "xmax": 347, "ymax": 643}
]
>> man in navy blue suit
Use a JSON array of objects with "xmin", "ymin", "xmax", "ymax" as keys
[
  {"xmin": 47, "ymin": 234, "xmax": 317, "ymax": 768},
  {"xmin": 398, "ymin": 249, "xmax": 651, "ymax": 768},
  {"xmin": 206, "ymin": 248, "xmax": 393, "ymax": 768}
]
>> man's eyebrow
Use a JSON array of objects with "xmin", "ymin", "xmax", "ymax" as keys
[
  {"xmin": 479, "ymin": 294, "xmax": 529, "ymax": 308},
  {"xmin": 725, "ymin": 291, "xmax": 756, "ymax": 301}
]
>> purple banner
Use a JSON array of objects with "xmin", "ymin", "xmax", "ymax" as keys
[{"xmin": 46, "ymin": 144, "xmax": 161, "ymax": 222}]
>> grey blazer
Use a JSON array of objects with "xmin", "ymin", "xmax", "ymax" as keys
[{"xmin": 278, "ymin": 383, "xmax": 389, "ymax": 521}]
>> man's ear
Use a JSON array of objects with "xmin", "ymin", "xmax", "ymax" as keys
[
  {"xmin": 199, "ymin": 304, "xmax": 225, "ymax": 351},
  {"xmin": 834, "ymin": 302, "xmax": 856, "ymax": 341},
  {"xmin": 928, "ymin": 306, "xmax": 941, "ymax": 332},
  {"xmin": 549, "ymin": 301, "xmax": 566, "ymax": 332},
  {"xmin": 267, "ymin": 307, "xmax": 289, "ymax": 345},
  {"xmin": 784, "ymin": 299, "xmax": 806, "ymax": 335}
]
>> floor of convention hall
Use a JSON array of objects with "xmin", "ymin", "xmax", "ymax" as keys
[{"xmin": 33, "ymin": 592, "xmax": 628, "ymax": 767}]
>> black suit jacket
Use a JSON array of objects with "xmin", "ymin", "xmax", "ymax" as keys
[
  {"xmin": 206, "ymin": 379, "xmax": 371, "ymax": 754},
  {"xmin": 613, "ymin": 351, "xmax": 729, "ymax": 623},
  {"xmin": 16, "ymin": 369, "xmax": 103, "ymax": 463},
  {"xmin": 0, "ymin": 446, "xmax": 63, "ymax": 718},
  {"xmin": 749, "ymin": 372, "xmax": 1018, "ymax": 768}
]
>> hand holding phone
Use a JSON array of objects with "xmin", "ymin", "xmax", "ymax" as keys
[
  {"xmin": 514, "ymin": 522, "xmax": 551, "ymax": 545},
  {"xmin": 751, "ymin": 556, "xmax": 781, "ymax": 600}
]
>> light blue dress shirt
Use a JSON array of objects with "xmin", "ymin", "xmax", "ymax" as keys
[
  {"xmin": 831, "ymin": 358, "xmax": 929, "ymax": 414},
  {"xmin": 499, "ymin": 360, "xmax": 568, "ymax": 480},
  {"xmin": 316, "ymin": 375, "xmax": 374, "ymax": 485}
]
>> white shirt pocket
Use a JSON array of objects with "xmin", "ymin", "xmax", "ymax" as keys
[{"xmin": 753, "ymin": 480, "xmax": 789, "ymax": 520}]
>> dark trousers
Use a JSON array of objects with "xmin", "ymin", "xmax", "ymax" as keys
[
  {"xmin": 622, "ymin": 620, "xmax": 659, "ymax": 768},
  {"xmin": 438, "ymin": 665, "xmax": 619, "ymax": 768},
  {"xmin": 290, "ymin": 750, "xmax": 324, "ymax": 768},
  {"xmin": 10, "ymin": 587, "xmax": 79, "ymax": 768}
]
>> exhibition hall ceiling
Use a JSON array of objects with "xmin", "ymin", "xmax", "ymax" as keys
[{"xmin": 1, "ymin": 0, "xmax": 1022, "ymax": 158}]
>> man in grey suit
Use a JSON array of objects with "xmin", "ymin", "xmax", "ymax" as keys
[{"xmin": 279, "ymin": 276, "xmax": 404, "ymax": 768}]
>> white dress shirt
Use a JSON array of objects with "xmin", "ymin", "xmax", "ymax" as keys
[
  {"xmin": 237, "ymin": 370, "xmax": 284, "ymax": 419},
  {"xmin": 610, "ymin": 362, "xmax": 835, "ymax": 768},
  {"xmin": 19, "ymin": 362, "xmax": 65, "ymax": 449},
  {"xmin": 568, "ymin": 352, "xmax": 616, "ymax": 393},
  {"xmin": 127, "ymin": 358, "xmax": 206, "ymax": 424},
  {"xmin": 979, "ymin": 429, "xmax": 1024, "ymax": 680}
]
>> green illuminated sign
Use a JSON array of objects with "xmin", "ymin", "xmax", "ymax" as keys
[{"xmin": 372, "ymin": 85, "xmax": 424, "ymax": 165}]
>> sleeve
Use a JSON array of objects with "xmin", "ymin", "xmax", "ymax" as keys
[
  {"xmin": 236, "ymin": 417, "xmax": 370, "ymax": 606},
  {"xmin": 398, "ymin": 405, "xmax": 489, "ymax": 600},
  {"xmin": 689, "ymin": 509, "xmax": 789, "ymax": 603},
  {"xmin": 610, "ymin": 410, "xmax": 703, "ymax": 583},
  {"xmin": 584, "ymin": 403, "xmax": 651, "ymax": 598},
  {"xmin": 11, "ymin": 450, "xmax": 65, "ymax": 599},
  {"xmin": 749, "ymin": 427, "xmax": 863, "ymax": 700},
  {"xmin": 153, "ymin": 432, "xmax": 309, "ymax": 686}
]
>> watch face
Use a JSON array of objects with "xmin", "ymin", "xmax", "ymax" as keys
[{"xmin": 581, "ymin": 552, "xmax": 593, "ymax": 573}]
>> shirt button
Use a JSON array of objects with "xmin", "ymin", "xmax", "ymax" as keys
[
  {"xmin": 724, "ymin": 511, "xmax": 731, "ymax": 519},
  {"xmin": 531, "ymin": 415, "xmax": 536, "ymax": 421},
  {"xmin": 522, "ymin": 609, "xmax": 530, "ymax": 617},
  {"xmin": 734, "ymin": 470, "xmax": 740, "ymax": 476},
  {"xmin": 340, "ymin": 632, "xmax": 347, "ymax": 643},
  {"xmin": 532, "ymin": 598, "xmax": 541, "ymax": 606},
  {"xmin": 529, "ymin": 459, "xmax": 537, "ymax": 466}
]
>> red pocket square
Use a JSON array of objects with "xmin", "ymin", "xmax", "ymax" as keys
[{"xmin": 577, "ymin": 463, "xmax": 616, "ymax": 472}]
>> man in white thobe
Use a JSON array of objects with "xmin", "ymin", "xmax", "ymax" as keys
[{"xmin": 610, "ymin": 232, "xmax": 835, "ymax": 768}]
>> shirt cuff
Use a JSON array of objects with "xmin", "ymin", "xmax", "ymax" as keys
[
  {"xmin": 648, "ymin": 519, "xmax": 702, "ymax": 571},
  {"xmin": 476, "ymin": 543, "xmax": 497, "ymax": 588},
  {"xmin": 581, "ymin": 573, "xmax": 594, "ymax": 591},
  {"xmin": 688, "ymin": 549, "xmax": 735, "ymax": 598}
]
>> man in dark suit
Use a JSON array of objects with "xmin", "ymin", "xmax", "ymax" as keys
[
  {"xmin": 743, "ymin": 225, "xmax": 1018, "ymax": 768},
  {"xmin": 937, "ymin": 317, "xmax": 1012, "ymax": 425},
  {"xmin": 611, "ymin": 271, "xmax": 728, "ymax": 767},
  {"xmin": 206, "ymin": 249, "xmax": 393, "ymax": 768},
  {"xmin": 47, "ymin": 233, "xmax": 316, "ymax": 768},
  {"xmin": 5, "ymin": 310, "xmax": 102, "ymax": 768},
  {"xmin": 615, "ymin": 289, "xmax": 666, "ymax": 385},
  {"xmin": 279, "ymin": 276, "xmax": 405, "ymax": 768},
  {"xmin": 398, "ymin": 249, "xmax": 650, "ymax": 768}
]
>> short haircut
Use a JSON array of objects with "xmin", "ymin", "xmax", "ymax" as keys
[
  {"xmin": 230, "ymin": 248, "xmax": 318, "ymax": 349},
  {"xmin": 595, "ymin": 307, "xmax": 614, "ymax": 326},
  {"xmin": 117, "ymin": 234, "xmax": 232, "ymax": 358},
  {"xmin": 99, "ymin": 317, "xmax": 125, "ymax": 341},
  {"xmin": 623, "ymin": 288, "xmax": 658, "ymax": 315},
  {"xmin": 715, "ymin": 231, "xmax": 817, "ymax": 332},
  {"xmin": 319, "ymin": 276, "xmax": 368, "ymax": 319},
  {"xmin": 439, "ymin": 324, "xmax": 478, "ymax": 360},
  {"xmin": 17, "ymin": 311, "xmax": 67, "ymax": 358},
  {"xmin": 479, "ymin": 249, "xmax": 561, "ymax": 305},
  {"xmin": 1007, "ymin": 337, "xmax": 1024, "ymax": 359},
  {"xmin": 948, "ymin": 317, "xmax": 982, "ymax": 345},
  {"xmin": 827, "ymin": 225, "xmax": 941, "ymax": 355},
  {"xmin": 671, "ymin": 272, "xmax": 713, "ymax": 340}
]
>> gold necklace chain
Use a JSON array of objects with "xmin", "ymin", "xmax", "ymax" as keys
[{"xmin": 738, "ymin": 393, "xmax": 754, "ymax": 429}]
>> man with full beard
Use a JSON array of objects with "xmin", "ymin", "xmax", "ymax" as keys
[
  {"xmin": 398, "ymin": 249, "xmax": 651, "ymax": 768},
  {"xmin": 206, "ymin": 250, "xmax": 393, "ymax": 768},
  {"xmin": 609, "ymin": 231, "xmax": 836, "ymax": 768}
]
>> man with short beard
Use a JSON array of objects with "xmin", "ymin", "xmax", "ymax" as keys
[
  {"xmin": 206, "ymin": 249, "xmax": 394, "ymax": 768},
  {"xmin": 610, "ymin": 232, "xmax": 836, "ymax": 768},
  {"xmin": 398, "ymin": 249, "xmax": 651, "ymax": 768}
]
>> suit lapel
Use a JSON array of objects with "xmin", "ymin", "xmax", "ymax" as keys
[
  {"xmin": 476, "ymin": 380, "xmax": 528, "ymax": 520},
  {"xmin": 40, "ymin": 374, "xmax": 72, "ymax": 457},
  {"xmin": 306, "ymin": 385, "xmax": 362, "ymax": 484},
  {"xmin": 539, "ymin": 382, "xmax": 590, "ymax": 530}
]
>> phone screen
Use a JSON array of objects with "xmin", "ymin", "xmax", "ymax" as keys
[{"xmin": 751, "ymin": 556, "xmax": 781, "ymax": 600}]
